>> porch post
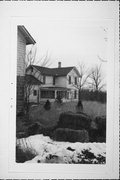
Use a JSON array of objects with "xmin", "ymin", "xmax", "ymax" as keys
[
  {"xmin": 39, "ymin": 88, "xmax": 41, "ymax": 102},
  {"xmin": 55, "ymin": 90, "xmax": 57, "ymax": 99}
]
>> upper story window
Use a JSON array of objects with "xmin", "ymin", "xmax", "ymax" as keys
[
  {"xmin": 75, "ymin": 77, "xmax": 77, "ymax": 85},
  {"xmin": 31, "ymin": 67, "xmax": 33, "ymax": 73},
  {"xmin": 74, "ymin": 90, "xmax": 77, "ymax": 99},
  {"xmin": 43, "ymin": 75, "xmax": 46, "ymax": 84},
  {"xmin": 53, "ymin": 76, "xmax": 55, "ymax": 85},
  {"xmin": 33, "ymin": 90, "xmax": 37, "ymax": 96},
  {"xmin": 69, "ymin": 76, "xmax": 71, "ymax": 84}
]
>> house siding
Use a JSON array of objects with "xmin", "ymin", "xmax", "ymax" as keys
[
  {"xmin": 67, "ymin": 69, "xmax": 79, "ymax": 99},
  {"xmin": 55, "ymin": 76, "xmax": 67, "ymax": 87},
  {"xmin": 17, "ymin": 30, "xmax": 26, "ymax": 76},
  {"xmin": 67, "ymin": 69, "xmax": 79, "ymax": 89},
  {"xmin": 29, "ymin": 85, "xmax": 40, "ymax": 103},
  {"xmin": 42, "ymin": 76, "xmax": 53, "ymax": 87},
  {"xmin": 17, "ymin": 76, "xmax": 25, "ymax": 113},
  {"xmin": 17, "ymin": 29, "xmax": 27, "ymax": 114}
]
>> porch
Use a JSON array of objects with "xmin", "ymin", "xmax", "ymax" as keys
[
  {"xmin": 29, "ymin": 87, "xmax": 78, "ymax": 103},
  {"xmin": 39, "ymin": 87, "xmax": 78, "ymax": 102},
  {"xmin": 40, "ymin": 87, "xmax": 71, "ymax": 101}
]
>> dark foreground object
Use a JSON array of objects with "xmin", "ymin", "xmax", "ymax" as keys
[
  {"xmin": 57, "ymin": 111, "xmax": 91, "ymax": 130},
  {"xmin": 53, "ymin": 128, "xmax": 89, "ymax": 142},
  {"xmin": 16, "ymin": 112, "xmax": 106, "ymax": 143},
  {"xmin": 89, "ymin": 116, "xmax": 106, "ymax": 142}
]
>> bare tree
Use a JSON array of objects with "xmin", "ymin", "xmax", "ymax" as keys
[
  {"xmin": 89, "ymin": 64, "xmax": 105, "ymax": 92},
  {"xmin": 67, "ymin": 62, "xmax": 90, "ymax": 111},
  {"xmin": 69, "ymin": 63, "xmax": 90, "ymax": 101},
  {"xmin": 26, "ymin": 45, "xmax": 52, "ymax": 67},
  {"xmin": 24, "ymin": 46, "xmax": 52, "ymax": 103},
  {"xmin": 35, "ymin": 50, "xmax": 52, "ymax": 67},
  {"xmin": 77, "ymin": 63, "xmax": 91, "ymax": 101},
  {"xmin": 17, "ymin": 45, "xmax": 51, "ymax": 117},
  {"xmin": 25, "ymin": 45, "xmax": 37, "ymax": 67}
]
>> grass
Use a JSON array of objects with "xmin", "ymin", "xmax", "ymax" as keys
[
  {"xmin": 16, "ymin": 100, "xmax": 106, "ymax": 162},
  {"xmin": 29, "ymin": 100, "xmax": 106, "ymax": 127},
  {"xmin": 83, "ymin": 101, "xmax": 106, "ymax": 119},
  {"xmin": 16, "ymin": 100, "xmax": 106, "ymax": 139}
]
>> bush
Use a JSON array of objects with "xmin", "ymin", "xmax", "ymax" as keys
[
  {"xmin": 57, "ymin": 112, "xmax": 91, "ymax": 130},
  {"xmin": 95, "ymin": 116, "xmax": 106, "ymax": 133},
  {"xmin": 55, "ymin": 95, "xmax": 63, "ymax": 104},
  {"xmin": 76, "ymin": 100, "xmax": 83, "ymax": 113},
  {"xmin": 26, "ymin": 122, "xmax": 57, "ymax": 137},
  {"xmin": 80, "ymin": 89, "xmax": 106, "ymax": 103},
  {"xmin": 27, "ymin": 122, "xmax": 45, "ymax": 136},
  {"xmin": 53, "ymin": 128, "xmax": 89, "ymax": 142},
  {"xmin": 89, "ymin": 116, "xmax": 106, "ymax": 142},
  {"xmin": 44, "ymin": 100, "xmax": 51, "ymax": 110}
]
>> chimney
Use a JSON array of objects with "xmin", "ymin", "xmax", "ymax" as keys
[{"xmin": 58, "ymin": 62, "xmax": 61, "ymax": 68}]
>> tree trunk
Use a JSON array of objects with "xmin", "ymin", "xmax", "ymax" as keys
[
  {"xmin": 78, "ymin": 88, "xmax": 81, "ymax": 102},
  {"xmin": 76, "ymin": 88, "xmax": 83, "ymax": 112}
]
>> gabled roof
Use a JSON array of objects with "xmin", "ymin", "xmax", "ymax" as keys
[
  {"xmin": 30, "ymin": 65, "xmax": 80, "ymax": 77},
  {"xmin": 18, "ymin": 26, "xmax": 36, "ymax": 45},
  {"xmin": 25, "ymin": 74, "xmax": 42, "ymax": 85}
]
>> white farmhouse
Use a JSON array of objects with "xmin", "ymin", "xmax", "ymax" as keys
[{"xmin": 26, "ymin": 62, "xmax": 80, "ymax": 103}]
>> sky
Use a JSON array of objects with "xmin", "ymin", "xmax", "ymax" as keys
[
  {"xmin": 24, "ymin": 18, "xmax": 108, "ymax": 89},
  {"xmin": 25, "ymin": 19, "xmax": 108, "ymax": 70}
]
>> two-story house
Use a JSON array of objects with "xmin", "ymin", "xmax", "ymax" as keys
[{"xmin": 26, "ymin": 62, "xmax": 80, "ymax": 103}]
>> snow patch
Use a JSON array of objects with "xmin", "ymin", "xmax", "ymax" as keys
[{"xmin": 17, "ymin": 134, "xmax": 106, "ymax": 164}]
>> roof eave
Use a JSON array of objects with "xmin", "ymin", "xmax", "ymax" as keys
[
  {"xmin": 73, "ymin": 67, "xmax": 81, "ymax": 77},
  {"xmin": 18, "ymin": 25, "xmax": 36, "ymax": 45}
]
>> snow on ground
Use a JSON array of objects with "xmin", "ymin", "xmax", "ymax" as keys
[{"xmin": 17, "ymin": 134, "xmax": 106, "ymax": 164}]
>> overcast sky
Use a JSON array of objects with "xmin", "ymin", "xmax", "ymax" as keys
[
  {"xmin": 25, "ymin": 19, "xmax": 108, "ymax": 70},
  {"xmin": 24, "ymin": 18, "xmax": 108, "ymax": 89}
]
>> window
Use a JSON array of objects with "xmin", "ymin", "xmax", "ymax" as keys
[
  {"xmin": 69, "ymin": 76, "xmax": 71, "ymax": 84},
  {"xmin": 43, "ymin": 75, "xmax": 46, "ymax": 84},
  {"xmin": 41, "ymin": 90, "xmax": 55, "ymax": 99},
  {"xmin": 33, "ymin": 90, "xmax": 37, "ymax": 96},
  {"xmin": 75, "ymin": 77, "xmax": 77, "ymax": 85},
  {"xmin": 31, "ymin": 67, "xmax": 33, "ymax": 73},
  {"xmin": 74, "ymin": 90, "xmax": 77, "ymax": 99},
  {"xmin": 53, "ymin": 76, "xmax": 55, "ymax": 85}
]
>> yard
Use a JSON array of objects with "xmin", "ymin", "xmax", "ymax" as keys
[
  {"xmin": 16, "ymin": 100, "xmax": 106, "ymax": 137},
  {"xmin": 16, "ymin": 100, "xmax": 106, "ymax": 163},
  {"xmin": 29, "ymin": 100, "xmax": 106, "ymax": 127}
]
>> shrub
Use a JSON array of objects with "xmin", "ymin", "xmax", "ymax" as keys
[
  {"xmin": 89, "ymin": 116, "xmax": 106, "ymax": 142},
  {"xmin": 26, "ymin": 122, "xmax": 57, "ymax": 137},
  {"xmin": 95, "ymin": 116, "xmax": 106, "ymax": 134},
  {"xmin": 80, "ymin": 89, "xmax": 106, "ymax": 103},
  {"xmin": 76, "ymin": 100, "xmax": 83, "ymax": 113},
  {"xmin": 55, "ymin": 95, "xmax": 63, "ymax": 104},
  {"xmin": 27, "ymin": 122, "xmax": 44, "ymax": 136},
  {"xmin": 52, "ymin": 128, "xmax": 89, "ymax": 142},
  {"xmin": 57, "ymin": 112, "xmax": 91, "ymax": 130},
  {"xmin": 44, "ymin": 100, "xmax": 51, "ymax": 110}
]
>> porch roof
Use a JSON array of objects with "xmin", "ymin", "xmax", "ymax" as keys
[
  {"xmin": 41, "ymin": 86, "xmax": 71, "ymax": 91},
  {"xmin": 25, "ymin": 74, "xmax": 42, "ymax": 85}
]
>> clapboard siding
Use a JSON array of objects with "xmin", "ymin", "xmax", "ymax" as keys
[
  {"xmin": 17, "ymin": 29, "xmax": 26, "ymax": 114},
  {"xmin": 17, "ymin": 30, "xmax": 26, "ymax": 76},
  {"xmin": 16, "ymin": 76, "xmax": 25, "ymax": 113},
  {"xmin": 17, "ymin": 26, "xmax": 35, "ymax": 114}
]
